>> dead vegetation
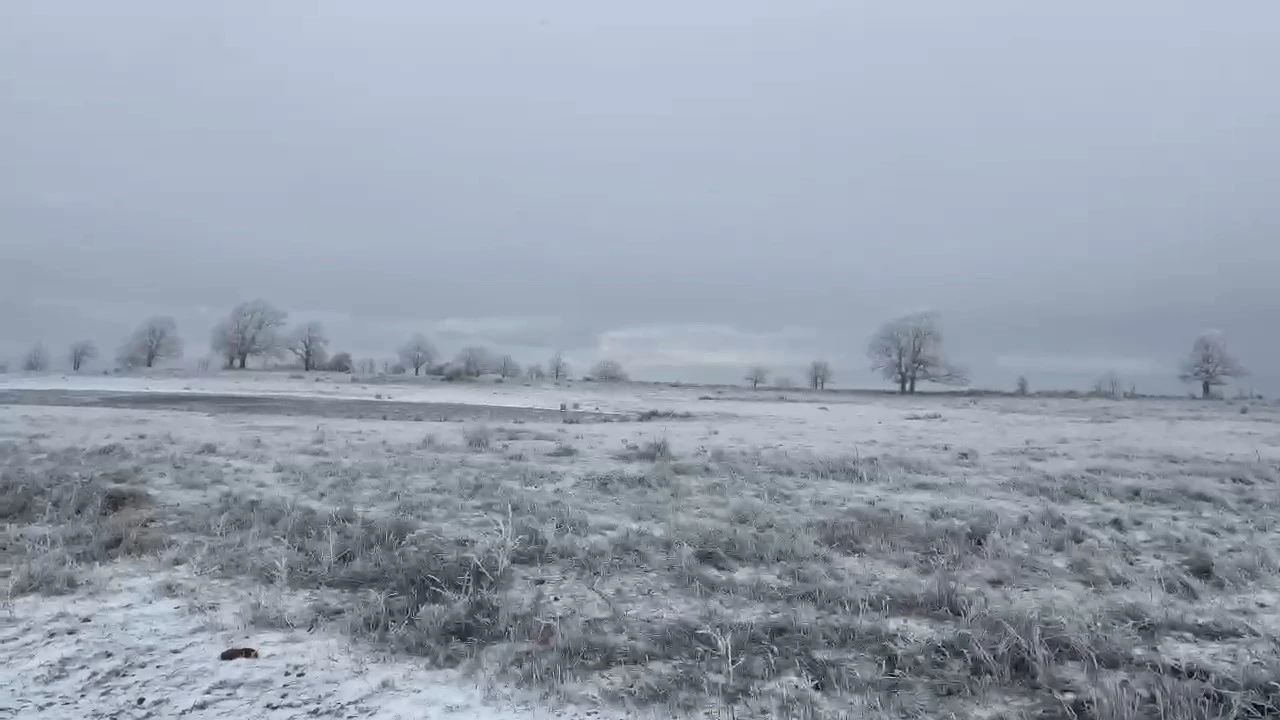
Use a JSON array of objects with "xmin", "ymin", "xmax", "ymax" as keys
[
  {"xmin": 2, "ymin": 400, "xmax": 1279, "ymax": 720},
  {"xmin": 1, "ymin": 443, "xmax": 165, "ymax": 594}
]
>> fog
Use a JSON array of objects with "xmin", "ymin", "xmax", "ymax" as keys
[{"xmin": 3, "ymin": 1, "xmax": 1277, "ymax": 393}]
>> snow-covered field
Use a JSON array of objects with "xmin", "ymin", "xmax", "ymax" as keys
[{"xmin": 3, "ymin": 372, "xmax": 1279, "ymax": 719}]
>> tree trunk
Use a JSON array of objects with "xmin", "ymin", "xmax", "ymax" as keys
[
  {"xmin": 237, "ymin": 355, "xmax": 247, "ymax": 369},
  {"xmin": 1202, "ymin": 380, "xmax": 1210, "ymax": 399},
  {"xmin": 414, "ymin": 366, "xmax": 420, "ymax": 376},
  {"xmin": 908, "ymin": 376, "xmax": 917, "ymax": 394}
]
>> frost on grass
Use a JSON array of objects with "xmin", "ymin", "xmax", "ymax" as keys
[
  {"xmin": 464, "ymin": 424, "xmax": 494, "ymax": 450},
  {"xmin": 3, "ymin": 398, "xmax": 1280, "ymax": 720},
  {"xmin": 1, "ymin": 443, "xmax": 164, "ymax": 595},
  {"xmin": 615, "ymin": 437, "xmax": 676, "ymax": 463}
]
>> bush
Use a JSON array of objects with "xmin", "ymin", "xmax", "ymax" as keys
[{"xmin": 464, "ymin": 426, "xmax": 494, "ymax": 450}]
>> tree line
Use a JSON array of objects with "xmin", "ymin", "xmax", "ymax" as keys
[
  {"xmin": 8, "ymin": 299, "xmax": 619, "ymax": 382},
  {"xmin": 9, "ymin": 301, "xmax": 1250, "ymax": 398},
  {"xmin": 751, "ymin": 311, "xmax": 1246, "ymax": 398}
]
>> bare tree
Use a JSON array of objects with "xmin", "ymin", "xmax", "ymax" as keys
[
  {"xmin": 357, "ymin": 358, "xmax": 377, "ymax": 375},
  {"xmin": 868, "ymin": 311, "xmax": 968, "ymax": 394},
  {"xmin": 22, "ymin": 343, "xmax": 49, "ymax": 372},
  {"xmin": 1093, "ymin": 371, "xmax": 1122, "ymax": 398},
  {"xmin": 745, "ymin": 366, "xmax": 769, "ymax": 389},
  {"xmin": 120, "ymin": 316, "xmax": 183, "ymax": 369},
  {"xmin": 455, "ymin": 346, "xmax": 495, "ymax": 377},
  {"xmin": 525, "ymin": 363, "xmax": 546, "ymax": 381},
  {"xmin": 807, "ymin": 360, "xmax": 832, "ymax": 390},
  {"xmin": 591, "ymin": 359, "xmax": 628, "ymax": 381},
  {"xmin": 286, "ymin": 322, "xmax": 329, "ymax": 372},
  {"xmin": 548, "ymin": 351, "xmax": 569, "ymax": 381},
  {"xmin": 1015, "ymin": 375, "xmax": 1029, "ymax": 396},
  {"xmin": 1179, "ymin": 330, "xmax": 1247, "ymax": 399},
  {"xmin": 210, "ymin": 300, "xmax": 286, "ymax": 369},
  {"xmin": 68, "ymin": 341, "xmax": 97, "ymax": 372},
  {"xmin": 397, "ymin": 334, "xmax": 437, "ymax": 376},
  {"xmin": 498, "ymin": 355, "xmax": 522, "ymax": 379},
  {"xmin": 328, "ymin": 352, "xmax": 353, "ymax": 373}
]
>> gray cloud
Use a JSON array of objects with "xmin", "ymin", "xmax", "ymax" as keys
[{"xmin": 2, "ymin": 1, "xmax": 1278, "ymax": 393}]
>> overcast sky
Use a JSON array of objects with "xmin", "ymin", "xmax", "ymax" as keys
[{"xmin": 2, "ymin": 1, "xmax": 1277, "ymax": 393}]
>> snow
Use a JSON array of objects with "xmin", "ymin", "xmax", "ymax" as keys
[
  {"xmin": 3, "ymin": 371, "xmax": 1276, "ymax": 473},
  {"xmin": 0, "ymin": 565, "xmax": 636, "ymax": 720},
  {"xmin": 3, "ymin": 371, "xmax": 1279, "ymax": 718},
  {"xmin": 0, "ymin": 372, "xmax": 688, "ymax": 413}
]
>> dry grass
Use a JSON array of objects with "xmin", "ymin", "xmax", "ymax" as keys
[
  {"xmin": 3, "ymin": 398, "xmax": 1280, "ymax": 720},
  {"xmin": 1, "ymin": 442, "xmax": 165, "ymax": 595}
]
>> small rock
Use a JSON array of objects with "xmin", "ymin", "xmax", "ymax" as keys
[{"xmin": 219, "ymin": 647, "xmax": 260, "ymax": 661}]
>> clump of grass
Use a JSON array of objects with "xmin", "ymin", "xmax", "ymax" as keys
[
  {"xmin": 198, "ymin": 495, "xmax": 547, "ymax": 666},
  {"xmin": 93, "ymin": 442, "xmax": 129, "ymax": 457},
  {"xmin": 737, "ymin": 452, "xmax": 897, "ymax": 484},
  {"xmin": 547, "ymin": 443, "xmax": 579, "ymax": 458},
  {"xmin": 464, "ymin": 425, "xmax": 494, "ymax": 450},
  {"xmin": 583, "ymin": 469, "xmax": 673, "ymax": 492},
  {"xmin": 616, "ymin": 438, "xmax": 675, "ymax": 463},
  {"xmin": 1, "ymin": 446, "xmax": 165, "ymax": 595},
  {"xmin": 496, "ymin": 427, "xmax": 559, "ymax": 442},
  {"xmin": 636, "ymin": 409, "xmax": 693, "ymax": 422},
  {"xmin": 195, "ymin": 442, "xmax": 219, "ymax": 455}
]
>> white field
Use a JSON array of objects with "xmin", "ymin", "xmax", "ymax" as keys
[{"xmin": 3, "ymin": 372, "xmax": 1279, "ymax": 719}]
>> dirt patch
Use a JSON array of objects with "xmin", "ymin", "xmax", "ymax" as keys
[
  {"xmin": 102, "ymin": 486, "xmax": 154, "ymax": 515},
  {"xmin": 0, "ymin": 389, "xmax": 624, "ymax": 424}
]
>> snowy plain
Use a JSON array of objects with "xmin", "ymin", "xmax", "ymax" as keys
[{"xmin": 3, "ymin": 371, "xmax": 1279, "ymax": 719}]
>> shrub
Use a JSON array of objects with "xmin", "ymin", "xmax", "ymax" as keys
[{"xmin": 464, "ymin": 426, "xmax": 494, "ymax": 450}]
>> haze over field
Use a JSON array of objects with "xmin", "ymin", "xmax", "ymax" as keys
[{"xmin": 2, "ymin": 1, "xmax": 1278, "ymax": 393}]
